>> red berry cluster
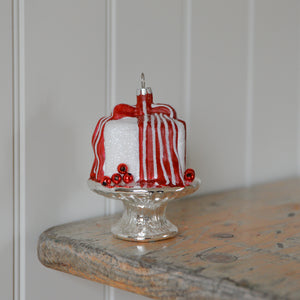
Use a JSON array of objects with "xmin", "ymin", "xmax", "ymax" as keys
[{"xmin": 101, "ymin": 163, "xmax": 134, "ymax": 187}]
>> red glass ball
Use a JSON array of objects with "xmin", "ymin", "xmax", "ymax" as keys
[
  {"xmin": 117, "ymin": 163, "xmax": 128, "ymax": 174},
  {"xmin": 102, "ymin": 176, "xmax": 111, "ymax": 186},
  {"xmin": 111, "ymin": 173, "xmax": 122, "ymax": 184},
  {"xmin": 123, "ymin": 173, "xmax": 134, "ymax": 184},
  {"xmin": 184, "ymin": 169, "xmax": 195, "ymax": 182}
]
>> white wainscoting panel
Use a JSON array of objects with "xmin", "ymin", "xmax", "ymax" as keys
[
  {"xmin": 113, "ymin": 0, "xmax": 183, "ymax": 112},
  {"xmin": 0, "ymin": 0, "xmax": 13, "ymax": 299},
  {"xmin": 115, "ymin": 290, "xmax": 151, "ymax": 300},
  {"xmin": 251, "ymin": 0, "xmax": 299, "ymax": 184},
  {"xmin": 189, "ymin": 0, "xmax": 248, "ymax": 194},
  {"xmin": 25, "ymin": 0, "xmax": 107, "ymax": 299}
]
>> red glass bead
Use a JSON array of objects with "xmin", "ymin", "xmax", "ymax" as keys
[
  {"xmin": 123, "ymin": 173, "xmax": 134, "ymax": 184},
  {"xmin": 184, "ymin": 169, "xmax": 195, "ymax": 182},
  {"xmin": 111, "ymin": 173, "xmax": 121, "ymax": 184},
  {"xmin": 117, "ymin": 163, "xmax": 128, "ymax": 174},
  {"xmin": 102, "ymin": 176, "xmax": 111, "ymax": 186}
]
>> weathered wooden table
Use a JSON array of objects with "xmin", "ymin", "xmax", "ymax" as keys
[{"xmin": 38, "ymin": 178, "xmax": 300, "ymax": 299}]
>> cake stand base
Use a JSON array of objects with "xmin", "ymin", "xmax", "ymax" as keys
[
  {"xmin": 88, "ymin": 179, "xmax": 201, "ymax": 242},
  {"xmin": 111, "ymin": 202, "xmax": 178, "ymax": 242}
]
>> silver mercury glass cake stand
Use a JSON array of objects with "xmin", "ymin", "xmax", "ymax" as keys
[{"xmin": 88, "ymin": 178, "xmax": 201, "ymax": 242}]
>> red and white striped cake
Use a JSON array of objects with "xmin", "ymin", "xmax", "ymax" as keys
[{"xmin": 90, "ymin": 77, "xmax": 195, "ymax": 188}]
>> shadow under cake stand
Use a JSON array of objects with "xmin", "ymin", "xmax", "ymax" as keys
[{"xmin": 88, "ymin": 178, "xmax": 201, "ymax": 242}]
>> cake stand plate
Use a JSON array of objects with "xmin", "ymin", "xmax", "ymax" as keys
[{"xmin": 88, "ymin": 179, "xmax": 201, "ymax": 242}]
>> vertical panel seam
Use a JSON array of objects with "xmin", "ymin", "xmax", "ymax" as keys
[
  {"xmin": 12, "ymin": 0, "xmax": 19, "ymax": 298},
  {"xmin": 106, "ymin": 0, "xmax": 116, "ymax": 116},
  {"xmin": 297, "ymin": 1, "xmax": 300, "ymax": 175},
  {"xmin": 104, "ymin": 0, "xmax": 115, "ymax": 299},
  {"xmin": 245, "ymin": 0, "xmax": 255, "ymax": 186},
  {"xmin": 105, "ymin": 0, "xmax": 111, "ymax": 118},
  {"xmin": 182, "ymin": 0, "xmax": 192, "ymax": 159},
  {"xmin": 12, "ymin": 0, "xmax": 25, "ymax": 299},
  {"xmin": 105, "ymin": 0, "xmax": 116, "ymax": 216},
  {"xmin": 110, "ymin": 0, "xmax": 116, "ymax": 112}
]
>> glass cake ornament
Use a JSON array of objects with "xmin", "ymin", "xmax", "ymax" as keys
[{"xmin": 88, "ymin": 73, "xmax": 200, "ymax": 242}]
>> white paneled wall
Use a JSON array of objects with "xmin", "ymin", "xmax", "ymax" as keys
[
  {"xmin": 0, "ymin": 0, "xmax": 13, "ymax": 299},
  {"xmin": 251, "ymin": 0, "xmax": 299, "ymax": 184},
  {"xmin": 190, "ymin": 0, "xmax": 248, "ymax": 193},
  {"xmin": 25, "ymin": 0, "xmax": 106, "ymax": 299},
  {"xmin": 0, "ymin": 0, "xmax": 298, "ymax": 300}
]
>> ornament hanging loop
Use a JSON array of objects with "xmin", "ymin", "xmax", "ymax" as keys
[
  {"xmin": 136, "ymin": 73, "xmax": 152, "ymax": 96},
  {"xmin": 141, "ymin": 73, "xmax": 145, "ymax": 88}
]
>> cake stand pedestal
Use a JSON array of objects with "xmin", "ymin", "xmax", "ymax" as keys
[{"xmin": 88, "ymin": 179, "xmax": 201, "ymax": 242}]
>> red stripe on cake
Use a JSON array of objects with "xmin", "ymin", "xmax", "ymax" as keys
[
  {"xmin": 165, "ymin": 116, "xmax": 180, "ymax": 185},
  {"xmin": 165, "ymin": 115, "xmax": 184, "ymax": 184},
  {"xmin": 146, "ymin": 117, "xmax": 154, "ymax": 182},
  {"xmin": 156, "ymin": 113, "xmax": 170, "ymax": 185},
  {"xmin": 138, "ymin": 115, "xmax": 145, "ymax": 183},
  {"xmin": 90, "ymin": 116, "xmax": 113, "ymax": 182}
]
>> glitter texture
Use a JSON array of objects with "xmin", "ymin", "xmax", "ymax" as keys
[{"xmin": 104, "ymin": 117, "xmax": 140, "ymax": 180}]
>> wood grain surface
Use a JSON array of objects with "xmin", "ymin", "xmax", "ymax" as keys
[{"xmin": 38, "ymin": 178, "xmax": 300, "ymax": 299}]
